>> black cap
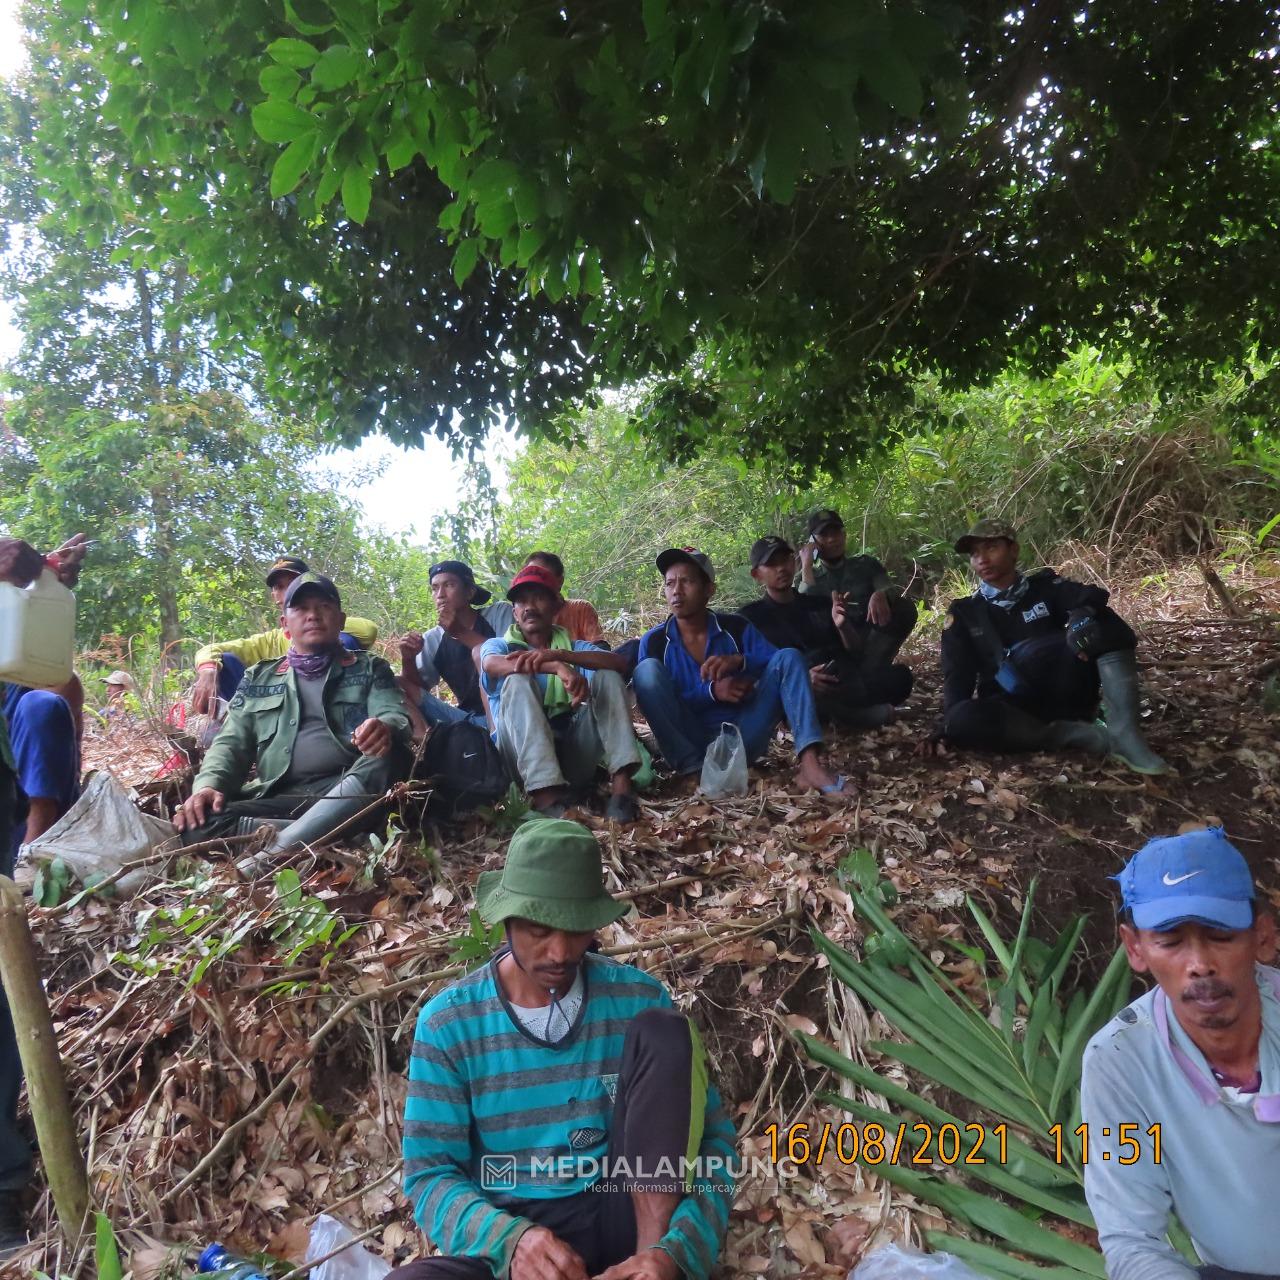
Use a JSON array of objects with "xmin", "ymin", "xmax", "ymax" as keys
[
  {"xmin": 805, "ymin": 508, "xmax": 844, "ymax": 537},
  {"xmin": 266, "ymin": 554, "xmax": 309, "ymax": 586},
  {"xmin": 428, "ymin": 559, "xmax": 493, "ymax": 606},
  {"xmin": 749, "ymin": 535, "xmax": 795, "ymax": 569},
  {"xmin": 656, "ymin": 547, "xmax": 716, "ymax": 584},
  {"xmin": 283, "ymin": 572, "xmax": 341, "ymax": 610}
]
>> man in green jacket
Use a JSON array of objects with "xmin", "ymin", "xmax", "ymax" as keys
[
  {"xmin": 173, "ymin": 574, "xmax": 410, "ymax": 854},
  {"xmin": 190, "ymin": 554, "xmax": 379, "ymax": 713}
]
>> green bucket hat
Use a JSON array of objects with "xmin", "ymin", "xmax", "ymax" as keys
[{"xmin": 475, "ymin": 819, "xmax": 628, "ymax": 932}]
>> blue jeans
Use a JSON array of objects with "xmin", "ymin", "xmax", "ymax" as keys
[
  {"xmin": 632, "ymin": 650, "xmax": 824, "ymax": 774},
  {"xmin": 418, "ymin": 690, "xmax": 487, "ymax": 731}
]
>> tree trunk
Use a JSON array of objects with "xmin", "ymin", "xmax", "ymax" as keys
[{"xmin": 0, "ymin": 877, "xmax": 88, "ymax": 1245}]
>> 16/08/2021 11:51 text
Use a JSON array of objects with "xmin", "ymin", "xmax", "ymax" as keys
[{"xmin": 764, "ymin": 1121, "xmax": 1163, "ymax": 1166}]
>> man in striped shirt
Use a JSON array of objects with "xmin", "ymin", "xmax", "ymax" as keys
[{"xmin": 396, "ymin": 819, "xmax": 737, "ymax": 1280}]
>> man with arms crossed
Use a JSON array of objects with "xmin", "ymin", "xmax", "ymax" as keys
[{"xmin": 1081, "ymin": 828, "xmax": 1279, "ymax": 1279}]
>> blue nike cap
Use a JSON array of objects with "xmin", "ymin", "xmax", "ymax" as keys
[{"xmin": 1115, "ymin": 827, "xmax": 1255, "ymax": 931}]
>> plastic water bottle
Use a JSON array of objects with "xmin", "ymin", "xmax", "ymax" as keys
[{"xmin": 195, "ymin": 1243, "xmax": 270, "ymax": 1280}]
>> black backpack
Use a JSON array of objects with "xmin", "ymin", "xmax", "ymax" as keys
[{"xmin": 418, "ymin": 719, "xmax": 510, "ymax": 817}]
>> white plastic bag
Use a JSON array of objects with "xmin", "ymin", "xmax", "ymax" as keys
[
  {"xmin": 850, "ymin": 1244, "xmax": 986, "ymax": 1279},
  {"xmin": 305, "ymin": 1214, "xmax": 391, "ymax": 1280},
  {"xmin": 699, "ymin": 722, "xmax": 748, "ymax": 798},
  {"xmin": 21, "ymin": 770, "xmax": 177, "ymax": 895}
]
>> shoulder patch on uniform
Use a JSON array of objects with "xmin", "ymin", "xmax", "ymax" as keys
[
  {"xmin": 340, "ymin": 651, "xmax": 357, "ymax": 667},
  {"xmin": 274, "ymin": 659, "xmax": 289, "ymax": 675},
  {"xmin": 229, "ymin": 692, "xmax": 245, "ymax": 709}
]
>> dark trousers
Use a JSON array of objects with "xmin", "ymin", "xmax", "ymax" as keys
[
  {"xmin": 944, "ymin": 637, "xmax": 1102, "ymax": 751},
  {"xmin": 179, "ymin": 753, "xmax": 400, "ymax": 846},
  {"xmin": 816, "ymin": 658, "xmax": 913, "ymax": 722},
  {"xmin": 389, "ymin": 1007, "xmax": 704, "ymax": 1280},
  {"xmin": 0, "ymin": 764, "xmax": 31, "ymax": 1192}
]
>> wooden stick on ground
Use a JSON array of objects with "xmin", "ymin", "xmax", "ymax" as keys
[{"xmin": 0, "ymin": 876, "xmax": 88, "ymax": 1244}]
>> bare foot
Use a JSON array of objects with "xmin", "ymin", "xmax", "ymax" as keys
[{"xmin": 796, "ymin": 751, "xmax": 853, "ymax": 795}]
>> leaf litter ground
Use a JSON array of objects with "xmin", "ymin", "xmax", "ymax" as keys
[{"xmin": 11, "ymin": 575, "xmax": 1279, "ymax": 1280}]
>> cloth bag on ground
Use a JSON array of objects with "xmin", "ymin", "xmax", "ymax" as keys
[
  {"xmin": 850, "ymin": 1244, "xmax": 985, "ymax": 1279},
  {"xmin": 699, "ymin": 722, "xmax": 748, "ymax": 798},
  {"xmin": 21, "ymin": 769, "xmax": 177, "ymax": 894}
]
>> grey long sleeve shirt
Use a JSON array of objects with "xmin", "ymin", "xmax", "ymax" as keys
[{"xmin": 1080, "ymin": 964, "xmax": 1280, "ymax": 1279}]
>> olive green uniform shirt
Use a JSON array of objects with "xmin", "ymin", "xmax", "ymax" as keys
[
  {"xmin": 798, "ymin": 554, "xmax": 892, "ymax": 603},
  {"xmin": 194, "ymin": 651, "xmax": 409, "ymax": 799}
]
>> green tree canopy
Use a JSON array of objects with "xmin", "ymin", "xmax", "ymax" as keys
[{"xmin": 18, "ymin": 0, "xmax": 1280, "ymax": 469}]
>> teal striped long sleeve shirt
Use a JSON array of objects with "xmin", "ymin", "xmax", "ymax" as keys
[{"xmin": 402, "ymin": 952, "xmax": 738, "ymax": 1278}]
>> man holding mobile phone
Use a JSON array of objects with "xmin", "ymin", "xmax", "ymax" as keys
[
  {"xmin": 796, "ymin": 509, "xmax": 917, "ymax": 672},
  {"xmin": 741, "ymin": 537, "xmax": 912, "ymax": 730}
]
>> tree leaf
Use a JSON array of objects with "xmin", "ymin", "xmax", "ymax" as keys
[
  {"xmin": 311, "ymin": 43, "xmax": 363, "ymax": 90},
  {"xmin": 251, "ymin": 99, "xmax": 318, "ymax": 144},
  {"xmin": 340, "ymin": 162, "xmax": 372, "ymax": 223},
  {"xmin": 260, "ymin": 63, "xmax": 303, "ymax": 99},
  {"xmin": 267, "ymin": 37, "xmax": 320, "ymax": 67},
  {"xmin": 453, "ymin": 238, "xmax": 480, "ymax": 287},
  {"xmin": 95, "ymin": 1213, "xmax": 124, "ymax": 1280},
  {"xmin": 271, "ymin": 133, "xmax": 320, "ymax": 198}
]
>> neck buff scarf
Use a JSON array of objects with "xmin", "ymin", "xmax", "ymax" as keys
[
  {"xmin": 978, "ymin": 573, "xmax": 1029, "ymax": 610},
  {"xmin": 287, "ymin": 646, "xmax": 338, "ymax": 679},
  {"xmin": 503, "ymin": 623, "xmax": 574, "ymax": 714}
]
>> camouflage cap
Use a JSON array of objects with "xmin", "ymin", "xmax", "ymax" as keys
[{"xmin": 954, "ymin": 518, "xmax": 1018, "ymax": 554}]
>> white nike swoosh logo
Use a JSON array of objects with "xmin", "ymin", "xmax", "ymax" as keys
[{"xmin": 1162, "ymin": 870, "xmax": 1204, "ymax": 886}]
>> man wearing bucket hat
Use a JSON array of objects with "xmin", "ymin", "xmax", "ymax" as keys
[
  {"xmin": 632, "ymin": 547, "xmax": 852, "ymax": 794},
  {"xmin": 398, "ymin": 559, "xmax": 514, "ymax": 734},
  {"xmin": 1081, "ymin": 828, "xmax": 1279, "ymax": 1278},
  {"xmin": 396, "ymin": 819, "xmax": 736, "ymax": 1280},
  {"xmin": 480, "ymin": 565, "xmax": 640, "ymax": 821},
  {"xmin": 930, "ymin": 518, "xmax": 1168, "ymax": 773},
  {"xmin": 191, "ymin": 554, "xmax": 378, "ymax": 713}
]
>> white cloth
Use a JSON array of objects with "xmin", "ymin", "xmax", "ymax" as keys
[{"xmin": 508, "ymin": 970, "xmax": 585, "ymax": 1044}]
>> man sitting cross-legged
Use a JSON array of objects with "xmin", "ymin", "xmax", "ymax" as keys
[
  {"xmin": 740, "ymin": 535, "xmax": 912, "ymax": 731},
  {"xmin": 393, "ymin": 818, "xmax": 737, "ymax": 1280},
  {"xmin": 173, "ymin": 574, "xmax": 410, "ymax": 856},
  {"xmin": 632, "ymin": 548, "xmax": 851, "ymax": 794},
  {"xmin": 479, "ymin": 565, "xmax": 640, "ymax": 821}
]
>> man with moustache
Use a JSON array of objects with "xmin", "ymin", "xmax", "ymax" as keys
[
  {"xmin": 173, "ymin": 574, "xmax": 409, "ymax": 854},
  {"xmin": 479, "ymin": 564, "xmax": 640, "ymax": 821},
  {"xmin": 1081, "ymin": 829, "xmax": 1280, "ymax": 1279},
  {"xmin": 191, "ymin": 555, "xmax": 378, "ymax": 712},
  {"xmin": 395, "ymin": 819, "xmax": 737, "ymax": 1280},
  {"xmin": 631, "ymin": 548, "xmax": 851, "ymax": 794}
]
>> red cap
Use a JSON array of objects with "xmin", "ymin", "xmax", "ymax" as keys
[{"xmin": 507, "ymin": 565, "xmax": 562, "ymax": 600}]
